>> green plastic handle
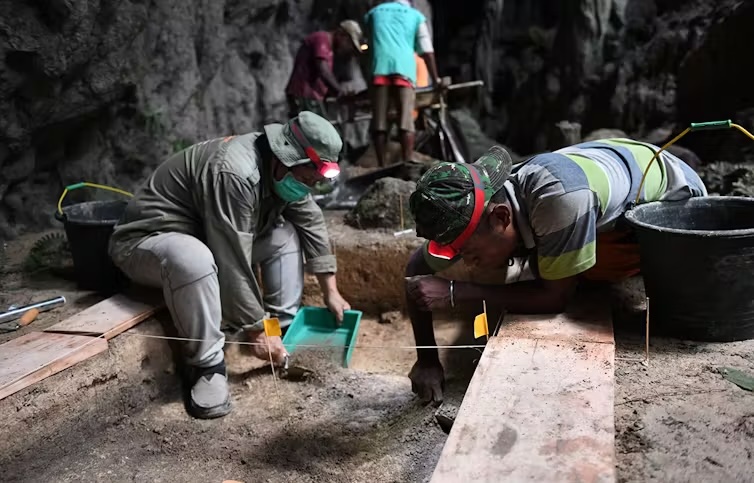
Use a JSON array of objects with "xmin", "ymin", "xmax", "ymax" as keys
[
  {"xmin": 65, "ymin": 182, "xmax": 86, "ymax": 191},
  {"xmin": 690, "ymin": 120, "xmax": 732, "ymax": 131}
]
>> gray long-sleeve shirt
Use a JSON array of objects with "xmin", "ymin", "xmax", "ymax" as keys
[{"xmin": 109, "ymin": 132, "xmax": 336, "ymax": 327}]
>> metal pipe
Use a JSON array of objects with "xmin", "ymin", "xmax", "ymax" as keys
[{"xmin": 0, "ymin": 296, "xmax": 66, "ymax": 325}]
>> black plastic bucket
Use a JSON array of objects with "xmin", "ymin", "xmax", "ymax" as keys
[
  {"xmin": 624, "ymin": 196, "xmax": 754, "ymax": 342},
  {"xmin": 55, "ymin": 200, "xmax": 129, "ymax": 295}
]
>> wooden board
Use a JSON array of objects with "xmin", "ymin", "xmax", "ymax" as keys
[
  {"xmin": 44, "ymin": 293, "xmax": 161, "ymax": 340},
  {"xmin": 0, "ymin": 332, "xmax": 108, "ymax": 400},
  {"xmin": 431, "ymin": 298, "xmax": 616, "ymax": 483}
]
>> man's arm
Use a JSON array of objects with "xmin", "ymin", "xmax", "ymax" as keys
[
  {"xmin": 317, "ymin": 59, "xmax": 343, "ymax": 96},
  {"xmin": 282, "ymin": 194, "xmax": 336, "ymax": 273},
  {"xmin": 454, "ymin": 276, "xmax": 578, "ymax": 314},
  {"xmin": 283, "ymin": 195, "xmax": 350, "ymax": 320},
  {"xmin": 415, "ymin": 21, "xmax": 440, "ymax": 83},
  {"xmin": 405, "ymin": 247, "xmax": 440, "ymax": 363}
]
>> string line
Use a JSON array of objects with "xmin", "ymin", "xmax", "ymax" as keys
[{"xmin": 118, "ymin": 331, "xmax": 487, "ymax": 350}]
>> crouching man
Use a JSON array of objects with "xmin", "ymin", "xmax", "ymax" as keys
[
  {"xmin": 404, "ymin": 138, "xmax": 708, "ymax": 404},
  {"xmin": 109, "ymin": 111, "xmax": 351, "ymax": 419}
]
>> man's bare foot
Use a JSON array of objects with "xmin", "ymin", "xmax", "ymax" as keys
[{"xmin": 244, "ymin": 329, "xmax": 288, "ymax": 366}]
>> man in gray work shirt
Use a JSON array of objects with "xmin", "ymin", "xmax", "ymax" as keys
[{"xmin": 109, "ymin": 111, "xmax": 351, "ymax": 419}]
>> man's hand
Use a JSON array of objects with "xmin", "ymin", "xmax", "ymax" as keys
[
  {"xmin": 324, "ymin": 290, "xmax": 351, "ymax": 324},
  {"xmin": 338, "ymin": 87, "xmax": 355, "ymax": 98},
  {"xmin": 245, "ymin": 329, "xmax": 288, "ymax": 366},
  {"xmin": 316, "ymin": 273, "xmax": 351, "ymax": 324},
  {"xmin": 408, "ymin": 359, "xmax": 445, "ymax": 405},
  {"xmin": 405, "ymin": 275, "xmax": 451, "ymax": 311}
]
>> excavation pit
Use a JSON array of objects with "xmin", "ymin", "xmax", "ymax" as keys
[{"xmin": 1, "ymin": 213, "xmax": 754, "ymax": 482}]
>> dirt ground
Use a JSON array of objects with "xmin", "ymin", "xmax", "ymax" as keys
[{"xmin": 1, "ymin": 221, "xmax": 754, "ymax": 482}]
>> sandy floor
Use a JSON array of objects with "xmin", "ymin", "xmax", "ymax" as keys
[{"xmin": 1, "ymin": 229, "xmax": 754, "ymax": 482}]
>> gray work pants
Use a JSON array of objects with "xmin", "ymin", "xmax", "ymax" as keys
[{"xmin": 114, "ymin": 221, "xmax": 304, "ymax": 368}]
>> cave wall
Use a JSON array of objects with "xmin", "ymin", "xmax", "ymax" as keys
[
  {"xmin": 2, "ymin": 0, "xmax": 754, "ymax": 239},
  {"xmin": 1, "ymin": 0, "xmax": 422, "ymax": 239},
  {"xmin": 431, "ymin": 0, "xmax": 754, "ymax": 159}
]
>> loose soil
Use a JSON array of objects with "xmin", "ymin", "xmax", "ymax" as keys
[{"xmin": 1, "ymin": 216, "xmax": 753, "ymax": 482}]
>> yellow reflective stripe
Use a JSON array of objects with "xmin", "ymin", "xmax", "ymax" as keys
[
  {"xmin": 600, "ymin": 139, "xmax": 668, "ymax": 200},
  {"xmin": 537, "ymin": 240, "xmax": 596, "ymax": 280},
  {"xmin": 563, "ymin": 153, "xmax": 610, "ymax": 211}
]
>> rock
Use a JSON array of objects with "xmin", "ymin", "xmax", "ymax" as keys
[
  {"xmin": 3, "ymin": 0, "xmax": 754, "ymax": 241},
  {"xmin": 0, "ymin": 0, "xmax": 390, "ymax": 239},
  {"xmin": 698, "ymin": 162, "xmax": 754, "ymax": 197},
  {"xmin": 435, "ymin": 0, "xmax": 751, "ymax": 160},
  {"xmin": 344, "ymin": 178, "xmax": 417, "ymax": 230},
  {"xmin": 434, "ymin": 403, "xmax": 459, "ymax": 434},
  {"xmin": 1, "ymin": 149, "xmax": 36, "ymax": 185},
  {"xmin": 547, "ymin": 120, "xmax": 582, "ymax": 150},
  {"xmin": 378, "ymin": 311, "xmax": 402, "ymax": 325},
  {"xmin": 582, "ymin": 128, "xmax": 628, "ymax": 142},
  {"xmin": 642, "ymin": 127, "xmax": 673, "ymax": 146},
  {"xmin": 449, "ymin": 108, "xmax": 520, "ymax": 162},
  {"xmin": 664, "ymin": 144, "xmax": 703, "ymax": 172}
]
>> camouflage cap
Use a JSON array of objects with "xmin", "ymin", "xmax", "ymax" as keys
[{"xmin": 409, "ymin": 146, "xmax": 513, "ymax": 246}]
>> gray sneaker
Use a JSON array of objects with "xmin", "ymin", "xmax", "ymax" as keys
[{"xmin": 189, "ymin": 364, "xmax": 232, "ymax": 419}]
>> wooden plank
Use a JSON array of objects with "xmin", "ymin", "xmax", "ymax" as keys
[
  {"xmin": 500, "ymin": 308, "xmax": 614, "ymax": 344},
  {"xmin": 44, "ymin": 293, "xmax": 161, "ymax": 340},
  {"xmin": 0, "ymin": 332, "xmax": 108, "ymax": 401},
  {"xmin": 431, "ymin": 298, "xmax": 616, "ymax": 483}
]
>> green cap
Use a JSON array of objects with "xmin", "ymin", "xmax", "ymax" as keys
[
  {"xmin": 264, "ymin": 111, "xmax": 343, "ymax": 167},
  {"xmin": 409, "ymin": 146, "xmax": 513, "ymax": 245}
]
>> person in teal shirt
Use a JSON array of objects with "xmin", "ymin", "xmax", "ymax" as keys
[{"xmin": 364, "ymin": 0, "xmax": 441, "ymax": 166}]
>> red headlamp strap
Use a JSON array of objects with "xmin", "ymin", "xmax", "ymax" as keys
[
  {"xmin": 289, "ymin": 120, "xmax": 340, "ymax": 178},
  {"xmin": 446, "ymin": 164, "xmax": 486, "ymax": 252},
  {"xmin": 290, "ymin": 121, "xmax": 320, "ymax": 163}
]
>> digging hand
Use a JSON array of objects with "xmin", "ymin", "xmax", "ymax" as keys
[
  {"xmin": 245, "ymin": 329, "xmax": 289, "ymax": 366},
  {"xmin": 325, "ymin": 290, "xmax": 351, "ymax": 325},
  {"xmin": 408, "ymin": 359, "xmax": 445, "ymax": 406},
  {"xmin": 405, "ymin": 275, "xmax": 451, "ymax": 312}
]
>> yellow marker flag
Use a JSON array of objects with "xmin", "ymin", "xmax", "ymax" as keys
[
  {"xmin": 474, "ymin": 312, "xmax": 488, "ymax": 339},
  {"xmin": 263, "ymin": 318, "xmax": 282, "ymax": 337}
]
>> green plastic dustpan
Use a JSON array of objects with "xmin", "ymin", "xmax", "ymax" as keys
[{"xmin": 282, "ymin": 307, "xmax": 363, "ymax": 368}]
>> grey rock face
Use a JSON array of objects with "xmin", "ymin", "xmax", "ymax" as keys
[
  {"xmin": 0, "ymin": 0, "xmax": 386, "ymax": 238},
  {"xmin": 433, "ymin": 0, "xmax": 754, "ymax": 161},
  {"xmin": 344, "ymin": 177, "xmax": 417, "ymax": 230}
]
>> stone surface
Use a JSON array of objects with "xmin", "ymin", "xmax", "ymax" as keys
[
  {"xmin": 345, "ymin": 177, "xmax": 417, "ymax": 230},
  {"xmin": 3, "ymin": 0, "xmax": 754, "ymax": 240},
  {"xmin": 0, "ymin": 0, "xmax": 400, "ymax": 239},
  {"xmin": 698, "ymin": 162, "xmax": 754, "ymax": 197},
  {"xmin": 379, "ymin": 310, "xmax": 402, "ymax": 325},
  {"xmin": 431, "ymin": 0, "xmax": 754, "ymax": 161},
  {"xmin": 583, "ymin": 128, "xmax": 628, "ymax": 142}
]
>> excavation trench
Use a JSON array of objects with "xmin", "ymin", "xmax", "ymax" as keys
[
  {"xmin": 2, "ymin": 215, "xmax": 754, "ymax": 482},
  {"xmin": 0, "ymin": 216, "xmax": 479, "ymax": 482}
]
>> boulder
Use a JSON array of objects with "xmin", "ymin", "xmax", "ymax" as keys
[
  {"xmin": 0, "ymin": 0, "xmax": 393, "ymax": 239},
  {"xmin": 344, "ymin": 178, "xmax": 416, "ymax": 230},
  {"xmin": 582, "ymin": 128, "xmax": 628, "ymax": 142}
]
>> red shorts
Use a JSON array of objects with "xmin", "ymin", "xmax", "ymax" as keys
[{"xmin": 373, "ymin": 75, "xmax": 413, "ymax": 88}]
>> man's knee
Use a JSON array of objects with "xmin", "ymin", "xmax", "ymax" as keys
[{"xmin": 160, "ymin": 236, "xmax": 217, "ymax": 288}]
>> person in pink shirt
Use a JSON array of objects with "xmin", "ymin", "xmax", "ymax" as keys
[{"xmin": 286, "ymin": 20, "xmax": 364, "ymax": 118}]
